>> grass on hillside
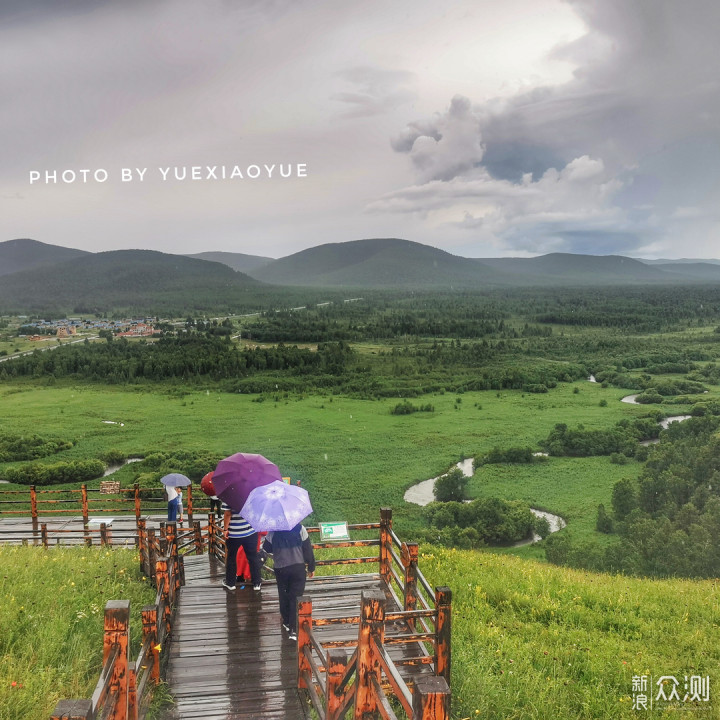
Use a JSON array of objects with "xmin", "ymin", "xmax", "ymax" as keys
[
  {"xmin": 0, "ymin": 546, "xmax": 157, "ymax": 720},
  {"xmin": 422, "ymin": 547, "xmax": 720, "ymax": 720}
]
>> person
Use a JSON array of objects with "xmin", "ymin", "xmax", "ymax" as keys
[
  {"xmin": 263, "ymin": 524, "xmax": 315, "ymax": 641},
  {"xmin": 222, "ymin": 502, "xmax": 263, "ymax": 592},
  {"xmin": 166, "ymin": 484, "xmax": 179, "ymax": 522},
  {"xmin": 236, "ymin": 531, "xmax": 267, "ymax": 584},
  {"xmin": 177, "ymin": 489, "xmax": 184, "ymax": 524},
  {"xmin": 210, "ymin": 494, "xmax": 222, "ymax": 518}
]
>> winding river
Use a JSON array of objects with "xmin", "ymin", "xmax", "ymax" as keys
[
  {"xmin": 403, "ymin": 458, "xmax": 566, "ymax": 546},
  {"xmin": 403, "ymin": 397, "xmax": 694, "ymax": 543}
]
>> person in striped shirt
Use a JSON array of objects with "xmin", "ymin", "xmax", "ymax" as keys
[{"xmin": 221, "ymin": 502, "xmax": 262, "ymax": 591}]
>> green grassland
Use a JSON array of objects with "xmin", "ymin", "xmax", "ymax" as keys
[
  {"xmin": 423, "ymin": 547, "xmax": 719, "ymax": 719},
  {"xmin": 0, "ymin": 378, "xmax": 660, "ymax": 536},
  {"xmin": 0, "ymin": 546, "xmax": 156, "ymax": 720}
]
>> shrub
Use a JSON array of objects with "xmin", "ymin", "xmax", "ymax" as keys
[
  {"xmin": 596, "ymin": 504, "xmax": 614, "ymax": 533},
  {"xmin": 433, "ymin": 468, "xmax": 468, "ymax": 502},
  {"xmin": 0, "ymin": 459, "xmax": 105, "ymax": 486}
]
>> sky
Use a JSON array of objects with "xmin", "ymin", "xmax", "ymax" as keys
[{"xmin": 2, "ymin": 0, "xmax": 719, "ymax": 260}]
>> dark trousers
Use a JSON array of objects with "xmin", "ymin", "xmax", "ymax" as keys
[
  {"xmin": 210, "ymin": 497, "xmax": 222, "ymax": 518},
  {"xmin": 275, "ymin": 564, "xmax": 307, "ymax": 632},
  {"xmin": 225, "ymin": 534, "xmax": 262, "ymax": 586},
  {"xmin": 167, "ymin": 498, "xmax": 179, "ymax": 522}
]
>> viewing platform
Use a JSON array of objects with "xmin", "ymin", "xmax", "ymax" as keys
[{"xmin": 14, "ymin": 507, "xmax": 453, "ymax": 720}]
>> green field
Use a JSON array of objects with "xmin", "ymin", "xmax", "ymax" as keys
[{"xmin": 0, "ymin": 378, "xmax": 656, "ymax": 536}]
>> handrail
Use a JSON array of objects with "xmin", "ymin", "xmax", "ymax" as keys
[{"xmin": 296, "ymin": 527, "xmax": 452, "ymax": 720}]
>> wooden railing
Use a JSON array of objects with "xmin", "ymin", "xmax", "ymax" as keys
[
  {"xmin": 294, "ymin": 508, "xmax": 451, "ymax": 720},
  {"xmin": 0, "ymin": 482, "xmax": 211, "ymax": 526},
  {"xmin": 50, "ymin": 523, "xmax": 184, "ymax": 720}
]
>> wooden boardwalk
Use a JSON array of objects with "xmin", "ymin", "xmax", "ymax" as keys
[{"xmin": 164, "ymin": 554, "xmax": 430, "ymax": 719}]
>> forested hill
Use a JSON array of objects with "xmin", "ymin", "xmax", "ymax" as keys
[
  {"xmin": 0, "ymin": 249, "xmax": 261, "ymax": 315},
  {"xmin": 184, "ymin": 250, "xmax": 274, "ymax": 274},
  {"xmin": 249, "ymin": 237, "xmax": 517, "ymax": 287},
  {"xmin": 0, "ymin": 238, "xmax": 90, "ymax": 277},
  {"xmin": 247, "ymin": 239, "xmax": 720, "ymax": 288},
  {"xmin": 478, "ymin": 253, "xmax": 673, "ymax": 281}
]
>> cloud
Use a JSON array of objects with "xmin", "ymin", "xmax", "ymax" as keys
[
  {"xmin": 371, "ymin": 0, "xmax": 720, "ymax": 256},
  {"xmin": 332, "ymin": 66, "xmax": 416, "ymax": 118},
  {"xmin": 390, "ymin": 95, "xmax": 485, "ymax": 182},
  {"xmin": 367, "ymin": 153, "xmax": 629, "ymax": 254}
]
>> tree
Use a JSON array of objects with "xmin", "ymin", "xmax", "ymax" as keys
[
  {"xmin": 611, "ymin": 477, "xmax": 638, "ymax": 520},
  {"xmin": 434, "ymin": 468, "xmax": 468, "ymax": 502}
]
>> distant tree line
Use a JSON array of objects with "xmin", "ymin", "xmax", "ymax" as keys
[
  {"xmin": 0, "ymin": 335, "xmax": 354, "ymax": 383},
  {"xmin": 0, "ymin": 459, "xmax": 105, "ymax": 486}
]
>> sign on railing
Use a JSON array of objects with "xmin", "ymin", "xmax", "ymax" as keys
[{"xmin": 319, "ymin": 521, "xmax": 350, "ymax": 541}]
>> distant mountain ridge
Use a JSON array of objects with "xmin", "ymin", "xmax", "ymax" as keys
[
  {"xmin": 0, "ymin": 238, "xmax": 90, "ymax": 277},
  {"xmin": 249, "ymin": 238, "xmax": 513, "ymax": 288},
  {"xmin": 184, "ymin": 251, "xmax": 274, "ymax": 274},
  {"xmin": 3, "ymin": 237, "xmax": 720, "ymax": 314},
  {"xmin": 0, "ymin": 247, "xmax": 260, "ymax": 314}
]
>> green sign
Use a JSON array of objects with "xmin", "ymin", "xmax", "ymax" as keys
[{"xmin": 319, "ymin": 521, "xmax": 349, "ymax": 541}]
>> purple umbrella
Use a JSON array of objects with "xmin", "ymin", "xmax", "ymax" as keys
[
  {"xmin": 241, "ymin": 480, "xmax": 313, "ymax": 532},
  {"xmin": 212, "ymin": 453, "xmax": 281, "ymax": 511}
]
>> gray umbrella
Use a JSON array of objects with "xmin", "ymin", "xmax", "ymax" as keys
[{"xmin": 160, "ymin": 473, "xmax": 191, "ymax": 487}]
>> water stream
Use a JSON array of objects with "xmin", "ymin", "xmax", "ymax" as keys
[{"xmin": 403, "ymin": 458, "xmax": 566, "ymax": 546}]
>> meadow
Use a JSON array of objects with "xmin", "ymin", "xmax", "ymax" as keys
[
  {"xmin": 0, "ymin": 377, "xmax": 656, "ymax": 542},
  {"xmin": 0, "ymin": 546, "xmax": 156, "ymax": 720}
]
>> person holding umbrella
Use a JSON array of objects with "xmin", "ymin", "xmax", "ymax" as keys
[
  {"xmin": 222, "ymin": 502, "xmax": 263, "ymax": 592},
  {"xmin": 242, "ymin": 479, "xmax": 316, "ymax": 641},
  {"xmin": 161, "ymin": 473, "xmax": 191, "ymax": 523},
  {"xmin": 262, "ymin": 524, "xmax": 315, "ymax": 641}
]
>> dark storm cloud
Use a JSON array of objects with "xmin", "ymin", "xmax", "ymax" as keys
[{"xmin": 377, "ymin": 0, "xmax": 720, "ymax": 256}]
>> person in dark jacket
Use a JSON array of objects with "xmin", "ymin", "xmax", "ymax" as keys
[{"xmin": 263, "ymin": 524, "xmax": 315, "ymax": 640}]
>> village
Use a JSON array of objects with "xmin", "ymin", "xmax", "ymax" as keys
[{"xmin": 18, "ymin": 317, "xmax": 159, "ymax": 341}]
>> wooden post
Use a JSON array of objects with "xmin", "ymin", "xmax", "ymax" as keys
[
  {"xmin": 435, "ymin": 587, "xmax": 452, "ymax": 685},
  {"xmin": 165, "ymin": 523, "xmax": 181, "ymax": 591},
  {"xmin": 354, "ymin": 589, "xmax": 386, "ymax": 720},
  {"xmin": 402, "ymin": 542, "xmax": 419, "ymax": 629},
  {"xmin": 186, "ymin": 484, "xmax": 194, "ymax": 525},
  {"xmin": 208, "ymin": 513, "xmax": 217, "ymax": 558},
  {"xmin": 379, "ymin": 507, "xmax": 392, "ymax": 588},
  {"xmin": 103, "ymin": 600, "xmax": 130, "ymax": 720},
  {"xmin": 80, "ymin": 484, "xmax": 89, "ymax": 526},
  {"xmin": 412, "ymin": 676, "xmax": 450, "ymax": 720},
  {"xmin": 50, "ymin": 699, "xmax": 93, "ymax": 720},
  {"xmin": 137, "ymin": 519, "xmax": 147, "ymax": 574},
  {"xmin": 141, "ymin": 605, "xmax": 160, "ymax": 684},
  {"xmin": 41, "ymin": 522, "xmax": 49, "ymax": 549},
  {"xmin": 30, "ymin": 485, "xmax": 38, "ymax": 529},
  {"xmin": 147, "ymin": 529, "xmax": 157, "ymax": 581},
  {"xmin": 100, "ymin": 522, "xmax": 111, "ymax": 547},
  {"xmin": 156, "ymin": 557, "xmax": 171, "ymax": 634},
  {"xmin": 159, "ymin": 522, "xmax": 168, "ymax": 556},
  {"xmin": 297, "ymin": 595, "xmax": 312, "ymax": 689},
  {"xmin": 327, "ymin": 648, "xmax": 351, "ymax": 720},
  {"xmin": 193, "ymin": 520, "xmax": 204, "ymax": 555},
  {"xmin": 134, "ymin": 483, "xmax": 141, "ymax": 526}
]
